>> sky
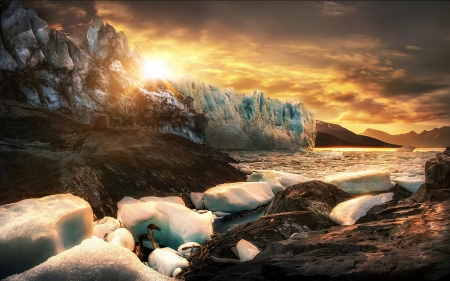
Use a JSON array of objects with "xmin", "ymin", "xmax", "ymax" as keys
[{"xmin": 22, "ymin": 1, "xmax": 450, "ymax": 134}]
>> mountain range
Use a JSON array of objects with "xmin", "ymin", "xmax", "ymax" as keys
[
  {"xmin": 362, "ymin": 127, "xmax": 450, "ymax": 148},
  {"xmin": 315, "ymin": 121, "xmax": 400, "ymax": 148}
]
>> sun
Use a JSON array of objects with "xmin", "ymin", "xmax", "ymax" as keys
[{"xmin": 142, "ymin": 58, "xmax": 171, "ymax": 79}]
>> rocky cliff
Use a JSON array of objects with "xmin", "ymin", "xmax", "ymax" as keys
[{"xmin": 0, "ymin": 1, "xmax": 206, "ymax": 143}]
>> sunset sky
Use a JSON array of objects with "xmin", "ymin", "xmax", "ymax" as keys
[{"xmin": 23, "ymin": 1, "xmax": 450, "ymax": 134}]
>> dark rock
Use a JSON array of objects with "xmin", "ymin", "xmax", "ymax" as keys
[
  {"xmin": 0, "ymin": 102, "xmax": 246, "ymax": 219},
  {"xmin": 90, "ymin": 113, "xmax": 109, "ymax": 130},
  {"xmin": 388, "ymin": 183, "xmax": 413, "ymax": 201},
  {"xmin": 1, "ymin": 1, "xmax": 45, "ymax": 70},
  {"xmin": 355, "ymin": 200, "xmax": 424, "ymax": 224},
  {"xmin": 265, "ymin": 180, "xmax": 351, "ymax": 216},
  {"xmin": 411, "ymin": 147, "xmax": 450, "ymax": 203}
]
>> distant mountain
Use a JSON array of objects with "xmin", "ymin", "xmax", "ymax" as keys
[
  {"xmin": 316, "ymin": 121, "xmax": 400, "ymax": 148},
  {"xmin": 361, "ymin": 127, "xmax": 450, "ymax": 148}
]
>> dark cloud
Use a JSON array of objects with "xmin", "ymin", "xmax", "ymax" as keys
[
  {"xmin": 22, "ymin": 0, "xmax": 96, "ymax": 37},
  {"xmin": 383, "ymin": 79, "xmax": 447, "ymax": 97},
  {"xmin": 333, "ymin": 93, "xmax": 356, "ymax": 103}
]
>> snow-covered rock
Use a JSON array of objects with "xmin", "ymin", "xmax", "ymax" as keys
[
  {"xmin": 117, "ymin": 197, "xmax": 213, "ymax": 249},
  {"xmin": 203, "ymin": 182, "xmax": 274, "ymax": 213},
  {"xmin": 0, "ymin": 194, "xmax": 93, "ymax": 279},
  {"xmin": 5, "ymin": 237, "xmax": 172, "ymax": 281},
  {"xmin": 178, "ymin": 242, "xmax": 201, "ymax": 260},
  {"xmin": 106, "ymin": 227, "xmax": 135, "ymax": 251},
  {"xmin": 392, "ymin": 176, "xmax": 424, "ymax": 193},
  {"xmin": 236, "ymin": 239, "xmax": 260, "ymax": 262},
  {"xmin": 190, "ymin": 192, "xmax": 204, "ymax": 210},
  {"xmin": 148, "ymin": 247, "xmax": 189, "ymax": 277},
  {"xmin": 170, "ymin": 75, "xmax": 316, "ymax": 151},
  {"xmin": 325, "ymin": 170, "xmax": 392, "ymax": 194},
  {"xmin": 93, "ymin": 216, "xmax": 121, "ymax": 239},
  {"xmin": 330, "ymin": 193, "xmax": 394, "ymax": 225}
]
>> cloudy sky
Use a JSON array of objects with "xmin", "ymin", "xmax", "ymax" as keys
[{"xmin": 23, "ymin": 1, "xmax": 450, "ymax": 134}]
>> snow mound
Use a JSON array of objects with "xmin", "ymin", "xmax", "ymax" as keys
[
  {"xmin": 325, "ymin": 170, "xmax": 391, "ymax": 194},
  {"xmin": 330, "ymin": 193, "xmax": 394, "ymax": 225},
  {"xmin": 392, "ymin": 176, "xmax": 424, "ymax": 193},
  {"xmin": 106, "ymin": 228, "xmax": 135, "ymax": 251},
  {"xmin": 0, "ymin": 194, "xmax": 93, "ymax": 279},
  {"xmin": 118, "ymin": 197, "xmax": 213, "ymax": 249},
  {"xmin": 148, "ymin": 247, "xmax": 189, "ymax": 277},
  {"xmin": 237, "ymin": 239, "xmax": 260, "ymax": 262},
  {"xmin": 5, "ymin": 237, "xmax": 172, "ymax": 281},
  {"xmin": 93, "ymin": 216, "xmax": 121, "ymax": 239},
  {"xmin": 203, "ymin": 182, "xmax": 274, "ymax": 213}
]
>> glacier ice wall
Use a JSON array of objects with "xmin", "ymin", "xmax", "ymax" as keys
[{"xmin": 171, "ymin": 75, "xmax": 316, "ymax": 150}]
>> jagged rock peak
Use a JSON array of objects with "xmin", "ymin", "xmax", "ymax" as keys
[{"xmin": 91, "ymin": 15, "xmax": 105, "ymax": 31}]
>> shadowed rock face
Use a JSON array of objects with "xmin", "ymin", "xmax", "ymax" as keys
[
  {"xmin": 183, "ymin": 147, "xmax": 450, "ymax": 281},
  {"xmin": 0, "ymin": 1, "xmax": 207, "ymax": 144},
  {"xmin": 0, "ymin": 101, "xmax": 246, "ymax": 219}
]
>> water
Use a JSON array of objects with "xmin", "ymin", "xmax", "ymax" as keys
[{"xmin": 214, "ymin": 147, "xmax": 445, "ymax": 233}]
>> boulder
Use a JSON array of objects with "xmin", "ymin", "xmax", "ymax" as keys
[
  {"xmin": 90, "ymin": 113, "xmax": 109, "ymax": 130},
  {"xmin": 265, "ymin": 180, "xmax": 351, "ymax": 216},
  {"xmin": 0, "ymin": 194, "xmax": 93, "ymax": 279}
]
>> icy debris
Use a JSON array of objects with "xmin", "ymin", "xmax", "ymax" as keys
[
  {"xmin": 106, "ymin": 228, "xmax": 135, "ymax": 251},
  {"xmin": 140, "ymin": 196, "xmax": 185, "ymax": 206},
  {"xmin": 236, "ymin": 239, "xmax": 260, "ymax": 262},
  {"xmin": 213, "ymin": 211, "xmax": 231, "ymax": 217},
  {"xmin": 178, "ymin": 242, "xmax": 201, "ymax": 260},
  {"xmin": 93, "ymin": 216, "xmax": 121, "ymax": 239},
  {"xmin": 397, "ymin": 146, "xmax": 415, "ymax": 152},
  {"xmin": 325, "ymin": 170, "xmax": 392, "ymax": 194},
  {"xmin": 203, "ymin": 182, "xmax": 274, "ymax": 213},
  {"xmin": 262, "ymin": 171, "xmax": 285, "ymax": 194},
  {"xmin": 248, "ymin": 170, "xmax": 312, "ymax": 188},
  {"xmin": 5, "ymin": 237, "xmax": 172, "ymax": 281},
  {"xmin": 190, "ymin": 192, "xmax": 204, "ymax": 210},
  {"xmin": 148, "ymin": 247, "xmax": 189, "ymax": 277},
  {"xmin": 330, "ymin": 193, "xmax": 394, "ymax": 225},
  {"xmin": 118, "ymin": 197, "xmax": 213, "ymax": 249},
  {"xmin": 0, "ymin": 194, "xmax": 93, "ymax": 279},
  {"xmin": 392, "ymin": 176, "xmax": 425, "ymax": 193},
  {"xmin": 172, "ymin": 267, "xmax": 183, "ymax": 277}
]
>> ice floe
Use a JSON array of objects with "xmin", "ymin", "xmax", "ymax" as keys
[{"xmin": 325, "ymin": 170, "xmax": 392, "ymax": 194}]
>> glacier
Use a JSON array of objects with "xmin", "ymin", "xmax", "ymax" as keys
[{"xmin": 171, "ymin": 75, "xmax": 316, "ymax": 150}]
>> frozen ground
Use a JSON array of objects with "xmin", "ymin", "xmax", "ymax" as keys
[{"xmin": 228, "ymin": 148, "xmax": 445, "ymax": 184}]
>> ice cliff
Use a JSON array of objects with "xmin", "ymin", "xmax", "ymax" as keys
[
  {"xmin": 0, "ymin": 0, "xmax": 316, "ymax": 150},
  {"xmin": 171, "ymin": 75, "xmax": 316, "ymax": 150}
]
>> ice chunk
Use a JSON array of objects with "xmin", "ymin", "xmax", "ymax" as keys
[
  {"xmin": 155, "ymin": 202, "xmax": 214, "ymax": 248},
  {"xmin": 393, "ymin": 176, "xmax": 425, "ymax": 193},
  {"xmin": 5, "ymin": 237, "xmax": 172, "ymax": 281},
  {"xmin": 93, "ymin": 216, "xmax": 121, "ymax": 239},
  {"xmin": 236, "ymin": 239, "xmax": 260, "ymax": 262},
  {"xmin": 107, "ymin": 228, "xmax": 135, "ymax": 251},
  {"xmin": 203, "ymin": 182, "xmax": 274, "ymax": 213},
  {"xmin": 249, "ymin": 170, "xmax": 312, "ymax": 188},
  {"xmin": 0, "ymin": 194, "xmax": 93, "ymax": 279},
  {"xmin": 262, "ymin": 171, "xmax": 285, "ymax": 194},
  {"xmin": 118, "ymin": 198, "xmax": 213, "ymax": 249},
  {"xmin": 140, "ymin": 196, "xmax": 185, "ymax": 206},
  {"xmin": 247, "ymin": 172, "xmax": 263, "ymax": 182},
  {"xmin": 190, "ymin": 192, "xmax": 204, "ymax": 210},
  {"xmin": 325, "ymin": 170, "xmax": 391, "ymax": 194},
  {"xmin": 330, "ymin": 193, "xmax": 394, "ymax": 225},
  {"xmin": 148, "ymin": 247, "xmax": 189, "ymax": 277},
  {"xmin": 172, "ymin": 268, "xmax": 183, "ymax": 277},
  {"xmin": 178, "ymin": 242, "xmax": 201, "ymax": 260},
  {"xmin": 213, "ymin": 211, "xmax": 231, "ymax": 217}
]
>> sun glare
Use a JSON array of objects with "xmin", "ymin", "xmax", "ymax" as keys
[{"xmin": 142, "ymin": 58, "xmax": 170, "ymax": 79}]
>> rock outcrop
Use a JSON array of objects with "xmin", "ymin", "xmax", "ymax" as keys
[{"xmin": 0, "ymin": 1, "xmax": 206, "ymax": 143}]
